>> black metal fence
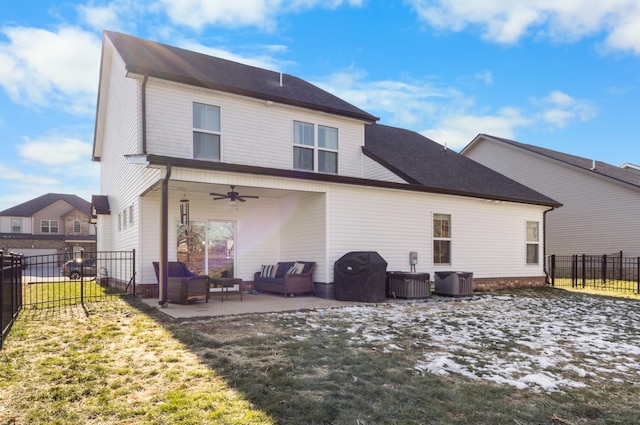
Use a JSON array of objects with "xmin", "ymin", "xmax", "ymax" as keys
[
  {"xmin": 1, "ymin": 252, "xmax": 23, "ymax": 349},
  {"xmin": 0, "ymin": 250, "xmax": 135, "ymax": 349},
  {"xmin": 547, "ymin": 252, "xmax": 640, "ymax": 294}
]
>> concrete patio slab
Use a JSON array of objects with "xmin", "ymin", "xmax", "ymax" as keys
[{"xmin": 139, "ymin": 292, "xmax": 365, "ymax": 319}]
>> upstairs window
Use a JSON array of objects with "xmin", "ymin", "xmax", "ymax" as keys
[
  {"xmin": 41, "ymin": 219, "xmax": 59, "ymax": 234},
  {"xmin": 526, "ymin": 221, "xmax": 539, "ymax": 264},
  {"xmin": 293, "ymin": 121, "xmax": 338, "ymax": 173},
  {"xmin": 433, "ymin": 213, "xmax": 451, "ymax": 264},
  {"xmin": 11, "ymin": 218, "xmax": 21, "ymax": 233},
  {"xmin": 73, "ymin": 220, "xmax": 81, "ymax": 233},
  {"xmin": 193, "ymin": 102, "xmax": 221, "ymax": 160},
  {"xmin": 318, "ymin": 125, "xmax": 338, "ymax": 173}
]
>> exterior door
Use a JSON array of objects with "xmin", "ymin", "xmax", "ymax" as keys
[{"xmin": 177, "ymin": 220, "xmax": 235, "ymax": 278}]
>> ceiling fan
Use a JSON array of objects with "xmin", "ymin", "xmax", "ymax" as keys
[{"xmin": 209, "ymin": 185, "xmax": 259, "ymax": 202}]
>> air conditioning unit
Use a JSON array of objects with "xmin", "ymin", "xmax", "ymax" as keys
[{"xmin": 434, "ymin": 271, "xmax": 473, "ymax": 297}]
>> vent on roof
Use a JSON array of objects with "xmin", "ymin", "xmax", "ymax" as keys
[{"xmin": 591, "ymin": 159, "xmax": 596, "ymax": 171}]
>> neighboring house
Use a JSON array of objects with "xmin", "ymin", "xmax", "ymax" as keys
[
  {"xmin": 462, "ymin": 134, "xmax": 640, "ymax": 257},
  {"xmin": 92, "ymin": 31, "xmax": 560, "ymax": 299},
  {"xmin": 0, "ymin": 193, "xmax": 96, "ymax": 258}
]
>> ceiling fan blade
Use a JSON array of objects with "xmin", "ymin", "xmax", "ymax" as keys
[
  {"xmin": 237, "ymin": 197, "xmax": 247, "ymax": 202},
  {"xmin": 212, "ymin": 196, "xmax": 229, "ymax": 200},
  {"xmin": 209, "ymin": 192, "xmax": 227, "ymax": 197}
]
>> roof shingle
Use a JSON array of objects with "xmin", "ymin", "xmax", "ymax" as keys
[
  {"xmin": 104, "ymin": 31, "xmax": 378, "ymax": 123},
  {"xmin": 0, "ymin": 193, "xmax": 91, "ymax": 217},
  {"xmin": 364, "ymin": 124, "xmax": 561, "ymax": 207},
  {"xmin": 478, "ymin": 135, "xmax": 640, "ymax": 189}
]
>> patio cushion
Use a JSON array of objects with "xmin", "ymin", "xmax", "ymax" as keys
[
  {"xmin": 261, "ymin": 264, "xmax": 275, "ymax": 277},
  {"xmin": 275, "ymin": 262, "xmax": 295, "ymax": 278}
]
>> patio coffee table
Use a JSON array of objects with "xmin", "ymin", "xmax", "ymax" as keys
[{"xmin": 210, "ymin": 277, "xmax": 243, "ymax": 302}]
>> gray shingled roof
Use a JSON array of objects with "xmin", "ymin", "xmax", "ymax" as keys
[
  {"xmin": 104, "ymin": 31, "xmax": 378, "ymax": 123},
  {"xmin": 478, "ymin": 135, "xmax": 640, "ymax": 189},
  {"xmin": 91, "ymin": 195, "xmax": 110, "ymax": 215},
  {"xmin": 364, "ymin": 124, "xmax": 561, "ymax": 207},
  {"xmin": 0, "ymin": 193, "xmax": 91, "ymax": 216}
]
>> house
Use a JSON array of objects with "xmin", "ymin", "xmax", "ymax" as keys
[
  {"xmin": 92, "ymin": 31, "xmax": 561, "ymax": 300},
  {"xmin": 0, "ymin": 193, "xmax": 96, "ymax": 258},
  {"xmin": 461, "ymin": 134, "xmax": 640, "ymax": 257}
]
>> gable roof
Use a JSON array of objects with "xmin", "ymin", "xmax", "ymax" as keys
[
  {"xmin": 0, "ymin": 193, "xmax": 91, "ymax": 217},
  {"xmin": 363, "ymin": 124, "xmax": 561, "ymax": 207},
  {"xmin": 466, "ymin": 134, "xmax": 640, "ymax": 189},
  {"xmin": 103, "ymin": 30, "xmax": 378, "ymax": 123}
]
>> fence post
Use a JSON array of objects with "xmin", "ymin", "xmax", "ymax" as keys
[
  {"xmin": 582, "ymin": 254, "xmax": 586, "ymax": 288},
  {"xmin": 637, "ymin": 257, "xmax": 640, "ymax": 295},
  {"xmin": 550, "ymin": 255, "xmax": 556, "ymax": 286},
  {"xmin": 132, "ymin": 249, "xmax": 136, "ymax": 297},
  {"xmin": 80, "ymin": 249, "xmax": 85, "ymax": 305},
  {"xmin": 1, "ymin": 251, "xmax": 4, "ymax": 350},
  {"xmin": 602, "ymin": 254, "xmax": 607, "ymax": 286}
]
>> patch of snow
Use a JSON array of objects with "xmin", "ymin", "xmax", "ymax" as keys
[{"xmin": 286, "ymin": 292, "xmax": 640, "ymax": 393}]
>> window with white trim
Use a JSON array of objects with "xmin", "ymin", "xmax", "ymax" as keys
[
  {"xmin": 293, "ymin": 121, "xmax": 338, "ymax": 173},
  {"xmin": 11, "ymin": 218, "xmax": 21, "ymax": 233},
  {"xmin": 433, "ymin": 213, "xmax": 451, "ymax": 264},
  {"xmin": 526, "ymin": 221, "xmax": 539, "ymax": 264},
  {"xmin": 73, "ymin": 220, "xmax": 81, "ymax": 233},
  {"xmin": 41, "ymin": 219, "xmax": 59, "ymax": 234},
  {"xmin": 193, "ymin": 102, "xmax": 221, "ymax": 160}
]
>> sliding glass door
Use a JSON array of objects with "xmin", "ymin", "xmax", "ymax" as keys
[{"xmin": 177, "ymin": 220, "xmax": 235, "ymax": 278}]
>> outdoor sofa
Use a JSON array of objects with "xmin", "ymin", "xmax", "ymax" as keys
[
  {"xmin": 253, "ymin": 261, "xmax": 316, "ymax": 297},
  {"xmin": 152, "ymin": 261, "xmax": 209, "ymax": 304}
]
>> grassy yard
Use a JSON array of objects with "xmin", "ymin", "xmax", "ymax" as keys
[{"xmin": 2, "ymin": 288, "xmax": 640, "ymax": 424}]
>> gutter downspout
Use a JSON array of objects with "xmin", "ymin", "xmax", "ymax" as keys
[
  {"xmin": 142, "ymin": 75, "xmax": 148, "ymax": 154},
  {"xmin": 159, "ymin": 162, "xmax": 171, "ymax": 307},
  {"xmin": 543, "ymin": 206, "xmax": 556, "ymax": 284}
]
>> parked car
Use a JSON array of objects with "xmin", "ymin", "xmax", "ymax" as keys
[{"xmin": 62, "ymin": 258, "xmax": 97, "ymax": 280}]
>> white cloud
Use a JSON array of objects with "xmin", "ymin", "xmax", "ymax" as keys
[
  {"xmin": 18, "ymin": 136, "xmax": 93, "ymax": 166},
  {"xmin": 316, "ymin": 69, "xmax": 465, "ymax": 127},
  {"xmin": 423, "ymin": 107, "xmax": 532, "ymax": 149},
  {"xmin": 158, "ymin": 0, "xmax": 363, "ymax": 31},
  {"xmin": 533, "ymin": 90, "xmax": 597, "ymax": 128},
  {"xmin": 0, "ymin": 163, "xmax": 59, "ymax": 186},
  {"xmin": 0, "ymin": 26, "xmax": 101, "ymax": 114},
  {"xmin": 407, "ymin": 0, "xmax": 640, "ymax": 54},
  {"xmin": 317, "ymin": 69, "xmax": 596, "ymax": 149}
]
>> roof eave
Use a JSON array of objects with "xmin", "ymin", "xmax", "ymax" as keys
[{"xmin": 131, "ymin": 154, "xmax": 561, "ymax": 208}]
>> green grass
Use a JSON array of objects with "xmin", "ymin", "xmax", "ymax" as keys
[{"xmin": 2, "ymin": 289, "xmax": 640, "ymax": 424}]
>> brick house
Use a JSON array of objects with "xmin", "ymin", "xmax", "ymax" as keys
[{"xmin": 0, "ymin": 193, "xmax": 96, "ymax": 258}]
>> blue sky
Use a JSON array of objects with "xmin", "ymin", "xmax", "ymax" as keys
[{"xmin": 1, "ymin": 0, "xmax": 639, "ymax": 211}]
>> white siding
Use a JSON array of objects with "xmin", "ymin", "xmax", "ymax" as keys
[
  {"xmin": 97, "ymin": 41, "xmax": 161, "ymax": 256},
  {"xmin": 465, "ymin": 140, "xmax": 640, "ymax": 256},
  {"xmin": 363, "ymin": 156, "xmax": 408, "ymax": 183},
  {"xmin": 326, "ymin": 185, "xmax": 547, "ymax": 281},
  {"xmin": 279, "ymin": 192, "xmax": 327, "ymax": 282},
  {"xmin": 145, "ymin": 80, "xmax": 368, "ymax": 178}
]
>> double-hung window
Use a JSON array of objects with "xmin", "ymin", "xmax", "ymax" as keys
[
  {"xmin": 11, "ymin": 218, "xmax": 21, "ymax": 233},
  {"xmin": 41, "ymin": 219, "xmax": 59, "ymax": 234},
  {"xmin": 293, "ymin": 121, "xmax": 338, "ymax": 173},
  {"xmin": 433, "ymin": 213, "xmax": 451, "ymax": 264},
  {"xmin": 193, "ymin": 102, "xmax": 221, "ymax": 160},
  {"xmin": 526, "ymin": 221, "xmax": 539, "ymax": 264},
  {"xmin": 73, "ymin": 220, "xmax": 81, "ymax": 233}
]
